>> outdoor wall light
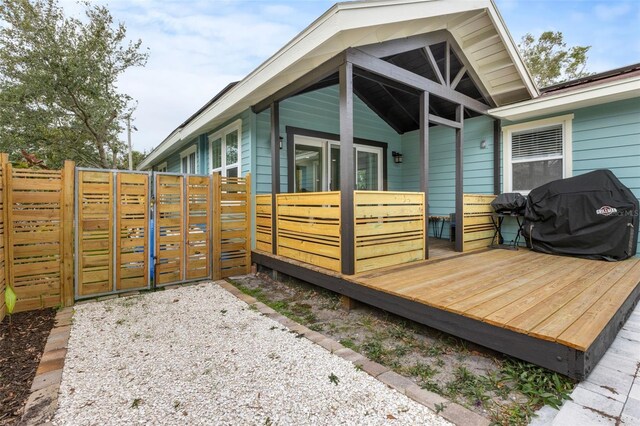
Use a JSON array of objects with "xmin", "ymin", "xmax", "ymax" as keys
[
  {"xmin": 392, "ymin": 151, "xmax": 403, "ymax": 164},
  {"xmin": 279, "ymin": 136, "xmax": 283, "ymax": 149},
  {"xmin": 480, "ymin": 139, "xmax": 488, "ymax": 149}
]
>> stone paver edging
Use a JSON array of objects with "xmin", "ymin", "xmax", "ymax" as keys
[
  {"xmin": 217, "ymin": 280, "xmax": 489, "ymax": 426},
  {"xmin": 20, "ymin": 307, "xmax": 73, "ymax": 426}
]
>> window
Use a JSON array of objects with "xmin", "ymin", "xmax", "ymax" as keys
[
  {"xmin": 209, "ymin": 120, "xmax": 241, "ymax": 177},
  {"xmin": 156, "ymin": 162, "xmax": 167, "ymax": 173},
  {"xmin": 294, "ymin": 134, "xmax": 384, "ymax": 192},
  {"xmin": 180, "ymin": 145, "xmax": 197, "ymax": 174},
  {"xmin": 503, "ymin": 114, "xmax": 573, "ymax": 194}
]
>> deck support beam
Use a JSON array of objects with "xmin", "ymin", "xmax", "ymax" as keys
[
  {"xmin": 339, "ymin": 62, "xmax": 355, "ymax": 275},
  {"xmin": 493, "ymin": 119, "xmax": 501, "ymax": 195},
  {"xmin": 419, "ymin": 91, "xmax": 430, "ymax": 259},
  {"xmin": 455, "ymin": 105, "xmax": 464, "ymax": 252},
  {"xmin": 270, "ymin": 101, "xmax": 280, "ymax": 254}
]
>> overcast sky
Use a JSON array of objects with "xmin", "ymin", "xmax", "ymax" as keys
[{"xmin": 60, "ymin": 0, "xmax": 640, "ymax": 153}]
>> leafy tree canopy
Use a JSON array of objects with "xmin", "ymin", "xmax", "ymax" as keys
[
  {"xmin": 0, "ymin": 0, "xmax": 148, "ymax": 169},
  {"xmin": 518, "ymin": 31, "xmax": 591, "ymax": 89}
]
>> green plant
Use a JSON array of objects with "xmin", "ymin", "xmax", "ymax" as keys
[
  {"xmin": 434, "ymin": 403, "xmax": 446, "ymax": 414},
  {"xmin": 499, "ymin": 360, "xmax": 574, "ymax": 409},
  {"xmin": 406, "ymin": 362, "xmax": 437, "ymax": 381},
  {"xmin": 328, "ymin": 373, "xmax": 340, "ymax": 385},
  {"xmin": 130, "ymin": 398, "xmax": 143, "ymax": 408},
  {"xmin": 339, "ymin": 337, "xmax": 358, "ymax": 350}
]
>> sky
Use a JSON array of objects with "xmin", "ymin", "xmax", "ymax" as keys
[{"xmin": 59, "ymin": 0, "xmax": 640, "ymax": 154}]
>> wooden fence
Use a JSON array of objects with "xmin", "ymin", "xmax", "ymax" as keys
[
  {"xmin": 461, "ymin": 194, "xmax": 497, "ymax": 252},
  {"xmin": 276, "ymin": 192, "xmax": 341, "ymax": 272},
  {"xmin": 354, "ymin": 191, "xmax": 425, "ymax": 273},
  {"xmin": 0, "ymin": 162, "xmax": 252, "ymax": 323},
  {"xmin": 255, "ymin": 194, "xmax": 272, "ymax": 252},
  {"xmin": 214, "ymin": 175, "xmax": 252, "ymax": 279}
]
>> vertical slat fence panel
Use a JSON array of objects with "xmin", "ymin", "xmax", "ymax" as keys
[
  {"xmin": 185, "ymin": 175, "xmax": 212, "ymax": 280},
  {"xmin": 155, "ymin": 174, "xmax": 184, "ymax": 285},
  {"xmin": 77, "ymin": 170, "xmax": 113, "ymax": 297},
  {"xmin": 116, "ymin": 173, "xmax": 150, "ymax": 290},
  {"xmin": 214, "ymin": 174, "xmax": 251, "ymax": 278},
  {"xmin": 9, "ymin": 167, "xmax": 64, "ymax": 311}
]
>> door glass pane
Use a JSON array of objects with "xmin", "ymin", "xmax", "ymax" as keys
[
  {"xmin": 227, "ymin": 167, "xmax": 238, "ymax": 178},
  {"xmin": 512, "ymin": 159, "xmax": 562, "ymax": 192},
  {"xmin": 181, "ymin": 156, "xmax": 188, "ymax": 173},
  {"xmin": 357, "ymin": 150, "xmax": 379, "ymax": 190},
  {"xmin": 295, "ymin": 144, "xmax": 323, "ymax": 192},
  {"xmin": 330, "ymin": 145, "xmax": 340, "ymax": 191},
  {"xmin": 211, "ymin": 138, "xmax": 222, "ymax": 169},
  {"xmin": 226, "ymin": 131, "xmax": 238, "ymax": 165}
]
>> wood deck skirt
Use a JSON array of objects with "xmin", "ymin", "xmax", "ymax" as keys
[{"xmin": 252, "ymin": 250, "xmax": 640, "ymax": 380}]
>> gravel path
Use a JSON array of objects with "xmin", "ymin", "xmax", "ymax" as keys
[{"xmin": 54, "ymin": 282, "xmax": 450, "ymax": 425}]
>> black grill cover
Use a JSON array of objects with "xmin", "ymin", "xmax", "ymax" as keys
[
  {"xmin": 491, "ymin": 193, "xmax": 527, "ymax": 214},
  {"xmin": 522, "ymin": 170, "xmax": 639, "ymax": 261}
]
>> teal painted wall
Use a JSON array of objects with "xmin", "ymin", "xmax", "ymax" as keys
[
  {"xmin": 151, "ymin": 109, "xmax": 252, "ymax": 176},
  {"xmin": 500, "ymin": 97, "xmax": 640, "ymax": 252},
  {"xmin": 400, "ymin": 115, "xmax": 497, "ymax": 239},
  {"xmin": 255, "ymin": 85, "xmax": 402, "ymax": 194}
]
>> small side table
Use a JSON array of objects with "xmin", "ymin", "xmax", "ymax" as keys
[{"xmin": 428, "ymin": 215, "xmax": 450, "ymax": 239}]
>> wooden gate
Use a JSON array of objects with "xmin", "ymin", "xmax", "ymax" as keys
[
  {"xmin": 154, "ymin": 173, "xmax": 212, "ymax": 286},
  {"xmin": 76, "ymin": 169, "xmax": 151, "ymax": 298}
]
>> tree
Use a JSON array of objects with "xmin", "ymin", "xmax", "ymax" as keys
[
  {"xmin": 518, "ymin": 31, "xmax": 591, "ymax": 88},
  {"xmin": 0, "ymin": 0, "xmax": 148, "ymax": 169}
]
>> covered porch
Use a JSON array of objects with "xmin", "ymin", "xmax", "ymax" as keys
[{"xmin": 253, "ymin": 32, "xmax": 503, "ymax": 275}]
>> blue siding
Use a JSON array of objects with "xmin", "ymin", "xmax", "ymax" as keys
[
  {"xmin": 501, "ymin": 97, "xmax": 640, "ymax": 251},
  {"xmin": 400, "ymin": 115, "xmax": 496, "ymax": 238},
  {"xmin": 255, "ymin": 85, "xmax": 402, "ymax": 194},
  {"xmin": 151, "ymin": 109, "xmax": 252, "ymax": 176}
]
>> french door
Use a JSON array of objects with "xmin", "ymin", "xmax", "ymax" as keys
[{"xmin": 294, "ymin": 135, "xmax": 383, "ymax": 192}]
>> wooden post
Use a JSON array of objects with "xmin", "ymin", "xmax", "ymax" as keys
[
  {"xmin": 244, "ymin": 173, "xmax": 252, "ymax": 274},
  {"xmin": 493, "ymin": 119, "xmax": 501, "ymax": 196},
  {"xmin": 340, "ymin": 295, "xmax": 356, "ymax": 312},
  {"xmin": 419, "ymin": 91, "xmax": 430, "ymax": 259},
  {"xmin": 455, "ymin": 105, "xmax": 464, "ymax": 252},
  {"xmin": 0, "ymin": 154, "xmax": 7, "ymax": 322},
  {"xmin": 61, "ymin": 160, "xmax": 75, "ymax": 307},
  {"xmin": 339, "ymin": 62, "xmax": 355, "ymax": 275},
  {"xmin": 270, "ymin": 102, "xmax": 280, "ymax": 255},
  {"xmin": 212, "ymin": 172, "xmax": 222, "ymax": 280}
]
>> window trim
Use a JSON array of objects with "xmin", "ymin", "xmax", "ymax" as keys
[
  {"xmin": 502, "ymin": 114, "xmax": 573, "ymax": 194},
  {"xmin": 180, "ymin": 145, "xmax": 198, "ymax": 174},
  {"xmin": 156, "ymin": 162, "xmax": 167, "ymax": 173},
  {"xmin": 209, "ymin": 119, "xmax": 242, "ymax": 177}
]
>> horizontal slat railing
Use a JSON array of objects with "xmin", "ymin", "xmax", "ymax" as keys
[
  {"xmin": 255, "ymin": 194, "xmax": 272, "ymax": 252},
  {"xmin": 462, "ymin": 194, "xmax": 497, "ymax": 252},
  {"xmin": 354, "ymin": 191, "xmax": 425, "ymax": 273},
  {"xmin": 276, "ymin": 192, "xmax": 341, "ymax": 272}
]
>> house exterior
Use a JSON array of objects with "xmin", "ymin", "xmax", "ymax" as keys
[
  {"xmin": 139, "ymin": 0, "xmax": 639, "ymax": 259},
  {"xmin": 137, "ymin": 0, "xmax": 640, "ymax": 379}
]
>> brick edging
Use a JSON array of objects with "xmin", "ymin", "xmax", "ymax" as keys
[
  {"xmin": 216, "ymin": 280, "xmax": 489, "ymax": 426},
  {"xmin": 19, "ymin": 308, "xmax": 73, "ymax": 426}
]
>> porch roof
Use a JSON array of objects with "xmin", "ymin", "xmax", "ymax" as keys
[{"xmin": 139, "ymin": 0, "xmax": 536, "ymax": 170}]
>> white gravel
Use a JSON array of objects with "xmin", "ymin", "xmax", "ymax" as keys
[{"xmin": 54, "ymin": 281, "xmax": 450, "ymax": 425}]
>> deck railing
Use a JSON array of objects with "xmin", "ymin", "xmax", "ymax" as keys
[
  {"xmin": 461, "ymin": 194, "xmax": 497, "ymax": 252},
  {"xmin": 354, "ymin": 191, "xmax": 425, "ymax": 273},
  {"xmin": 255, "ymin": 194, "xmax": 272, "ymax": 252},
  {"xmin": 276, "ymin": 192, "xmax": 341, "ymax": 272}
]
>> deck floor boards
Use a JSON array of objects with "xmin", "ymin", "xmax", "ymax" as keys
[{"xmin": 254, "ymin": 239, "xmax": 640, "ymax": 353}]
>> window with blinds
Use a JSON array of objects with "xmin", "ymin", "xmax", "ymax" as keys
[{"xmin": 511, "ymin": 124, "xmax": 564, "ymax": 192}]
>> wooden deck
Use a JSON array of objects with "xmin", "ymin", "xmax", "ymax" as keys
[{"xmin": 253, "ymin": 241, "xmax": 640, "ymax": 379}]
